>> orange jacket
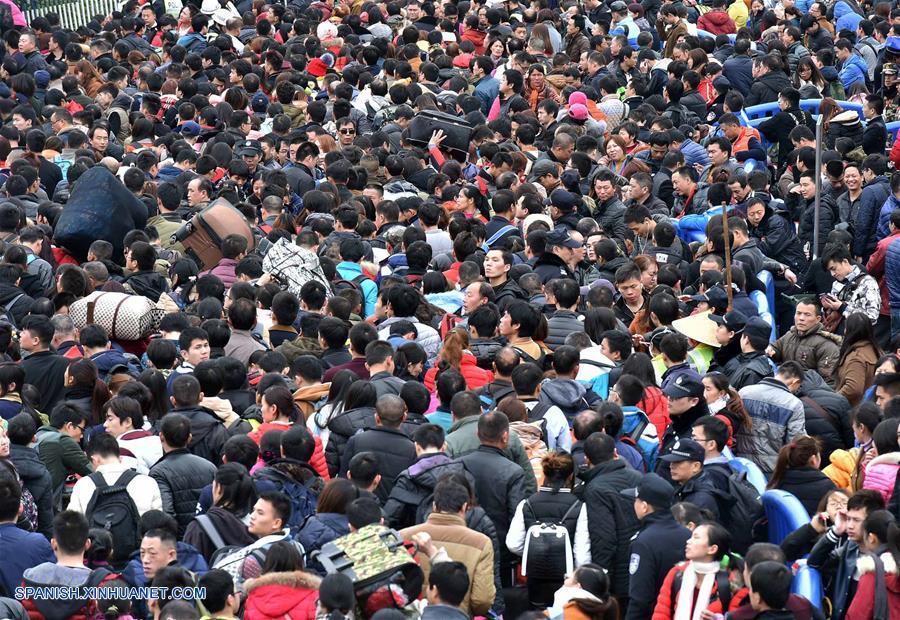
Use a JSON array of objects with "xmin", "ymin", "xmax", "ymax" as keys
[{"xmin": 731, "ymin": 126, "xmax": 762, "ymax": 157}]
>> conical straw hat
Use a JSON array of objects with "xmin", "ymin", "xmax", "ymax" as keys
[{"xmin": 671, "ymin": 310, "xmax": 721, "ymax": 348}]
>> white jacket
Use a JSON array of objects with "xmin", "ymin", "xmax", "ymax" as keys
[
  {"xmin": 67, "ymin": 461, "xmax": 163, "ymax": 516},
  {"xmin": 117, "ymin": 430, "xmax": 163, "ymax": 475}
]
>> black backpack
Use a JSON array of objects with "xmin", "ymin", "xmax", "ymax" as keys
[
  {"xmin": 187, "ymin": 410, "xmax": 229, "ymax": 467},
  {"xmin": 332, "ymin": 273, "xmax": 369, "ymax": 295},
  {"xmin": 85, "ymin": 470, "xmax": 141, "ymax": 564},
  {"xmin": 521, "ymin": 499, "xmax": 581, "ymax": 581},
  {"xmin": 718, "ymin": 469, "xmax": 764, "ymax": 555}
]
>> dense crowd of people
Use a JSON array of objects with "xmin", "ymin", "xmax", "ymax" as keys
[{"xmin": 4, "ymin": 0, "xmax": 900, "ymax": 618}]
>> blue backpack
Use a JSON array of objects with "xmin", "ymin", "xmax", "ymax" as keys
[{"xmin": 254, "ymin": 463, "xmax": 323, "ymax": 529}]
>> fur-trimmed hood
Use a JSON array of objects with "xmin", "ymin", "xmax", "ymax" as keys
[
  {"xmin": 857, "ymin": 553, "xmax": 899, "ymax": 576},
  {"xmin": 868, "ymin": 452, "xmax": 900, "ymax": 467},
  {"xmin": 244, "ymin": 570, "xmax": 322, "ymax": 593}
]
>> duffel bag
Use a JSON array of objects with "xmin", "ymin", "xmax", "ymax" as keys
[
  {"xmin": 315, "ymin": 524, "xmax": 423, "ymax": 616},
  {"xmin": 407, "ymin": 109, "xmax": 472, "ymax": 161},
  {"xmin": 70, "ymin": 291, "xmax": 164, "ymax": 341},
  {"xmin": 171, "ymin": 198, "xmax": 254, "ymax": 271}
]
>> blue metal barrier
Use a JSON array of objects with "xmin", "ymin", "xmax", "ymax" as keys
[
  {"xmin": 762, "ymin": 490, "xmax": 809, "ymax": 546},
  {"xmin": 731, "ymin": 457, "xmax": 768, "ymax": 495},
  {"xmin": 792, "ymin": 560, "xmax": 824, "ymax": 609}
]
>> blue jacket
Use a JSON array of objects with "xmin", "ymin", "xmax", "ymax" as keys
[
  {"xmin": 722, "ymin": 54, "xmax": 753, "ymax": 96},
  {"xmin": 474, "ymin": 76, "xmax": 499, "ymax": 116},
  {"xmin": 176, "ymin": 32, "xmax": 207, "ymax": 53},
  {"xmin": 621, "ymin": 406, "xmax": 660, "ymax": 471},
  {"xmin": 0, "ymin": 523, "xmax": 54, "ymax": 595},
  {"xmin": 834, "ymin": 1, "xmax": 863, "ymax": 33},
  {"xmin": 853, "ymin": 175, "xmax": 891, "ymax": 259},
  {"xmin": 839, "ymin": 54, "xmax": 868, "ymax": 91},
  {"xmin": 877, "ymin": 194, "xmax": 900, "ymax": 242},
  {"xmin": 336, "ymin": 261, "xmax": 377, "ymax": 318},
  {"xmin": 679, "ymin": 140, "xmax": 710, "ymax": 168},
  {"xmin": 885, "ymin": 235, "xmax": 900, "ymax": 309},
  {"xmin": 295, "ymin": 512, "xmax": 350, "ymax": 574}
]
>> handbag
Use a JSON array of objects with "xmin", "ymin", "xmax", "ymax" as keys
[{"xmin": 70, "ymin": 291, "xmax": 165, "ymax": 341}]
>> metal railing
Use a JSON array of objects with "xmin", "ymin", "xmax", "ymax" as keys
[{"xmin": 19, "ymin": 0, "xmax": 118, "ymax": 29}]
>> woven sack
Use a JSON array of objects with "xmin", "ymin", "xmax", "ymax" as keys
[{"xmin": 70, "ymin": 291, "xmax": 164, "ymax": 340}]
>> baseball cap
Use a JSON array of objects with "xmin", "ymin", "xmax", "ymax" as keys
[
  {"xmin": 549, "ymin": 189, "xmax": 581, "ymax": 212},
  {"xmin": 610, "ymin": 0, "xmax": 628, "ymax": 12},
  {"xmin": 662, "ymin": 374, "xmax": 704, "ymax": 399},
  {"xmin": 546, "ymin": 227, "xmax": 582, "ymax": 249},
  {"xmin": 235, "ymin": 139, "xmax": 262, "ymax": 157},
  {"xmin": 691, "ymin": 286, "xmax": 728, "ymax": 310},
  {"xmin": 709, "ymin": 310, "xmax": 747, "ymax": 333},
  {"xmin": 660, "ymin": 438, "xmax": 706, "ymax": 463},
  {"xmin": 569, "ymin": 103, "xmax": 588, "ymax": 121},
  {"xmin": 620, "ymin": 473, "xmax": 675, "ymax": 509},
  {"xmin": 529, "ymin": 159, "xmax": 560, "ymax": 181},
  {"xmin": 744, "ymin": 316, "xmax": 772, "ymax": 342},
  {"xmin": 251, "ymin": 92, "xmax": 269, "ymax": 113},
  {"xmin": 177, "ymin": 121, "xmax": 202, "ymax": 137}
]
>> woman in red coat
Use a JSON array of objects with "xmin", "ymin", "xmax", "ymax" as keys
[
  {"xmin": 424, "ymin": 329, "xmax": 494, "ymax": 393},
  {"xmin": 846, "ymin": 510, "xmax": 900, "ymax": 619},
  {"xmin": 243, "ymin": 541, "xmax": 322, "ymax": 620}
]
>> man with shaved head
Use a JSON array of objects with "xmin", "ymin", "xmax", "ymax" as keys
[{"xmin": 340, "ymin": 394, "xmax": 416, "ymax": 501}]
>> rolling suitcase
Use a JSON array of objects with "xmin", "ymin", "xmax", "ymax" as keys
[
  {"xmin": 171, "ymin": 198, "xmax": 254, "ymax": 270},
  {"xmin": 407, "ymin": 109, "xmax": 473, "ymax": 161}
]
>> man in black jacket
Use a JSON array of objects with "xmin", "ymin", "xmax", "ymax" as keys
[
  {"xmin": 149, "ymin": 413, "xmax": 217, "ymax": 537},
  {"xmin": 122, "ymin": 241, "xmax": 170, "ymax": 303},
  {"xmin": 579, "ymin": 431, "xmax": 642, "ymax": 608},
  {"xmin": 7, "ymin": 413, "xmax": 54, "ymax": 537},
  {"xmin": 339, "ymin": 394, "xmax": 416, "ymax": 502},
  {"xmin": 457, "ymin": 409, "xmax": 526, "ymax": 586},
  {"xmin": 758, "ymin": 88, "xmax": 815, "ymax": 171},
  {"xmin": 20, "ymin": 315, "xmax": 68, "ymax": 413},
  {"xmin": 862, "ymin": 94, "xmax": 888, "ymax": 155},
  {"xmin": 169, "ymin": 374, "xmax": 229, "ymax": 467},
  {"xmin": 662, "ymin": 438, "xmax": 721, "ymax": 518},
  {"xmin": 621, "ymin": 473, "xmax": 691, "ymax": 620}
]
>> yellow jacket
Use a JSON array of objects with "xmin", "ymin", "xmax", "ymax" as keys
[
  {"xmin": 728, "ymin": 0, "xmax": 748, "ymax": 29},
  {"xmin": 823, "ymin": 447, "xmax": 860, "ymax": 491}
]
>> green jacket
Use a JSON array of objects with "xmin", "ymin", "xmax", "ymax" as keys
[
  {"xmin": 34, "ymin": 425, "xmax": 93, "ymax": 491},
  {"xmin": 445, "ymin": 416, "xmax": 537, "ymax": 495}
]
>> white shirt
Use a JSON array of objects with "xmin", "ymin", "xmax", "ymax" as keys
[{"xmin": 67, "ymin": 461, "xmax": 163, "ymax": 516}]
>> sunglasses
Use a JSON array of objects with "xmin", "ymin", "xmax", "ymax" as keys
[{"xmin": 340, "ymin": 128, "xmax": 356, "ymax": 135}]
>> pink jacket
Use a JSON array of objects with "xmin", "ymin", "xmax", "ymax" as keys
[
  {"xmin": 199, "ymin": 258, "xmax": 238, "ymax": 288},
  {"xmin": 0, "ymin": 0, "xmax": 27, "ymax": 27},
  {"xmin": 863, "ymin": 453, "xmax": 900, "ymax": 505}
]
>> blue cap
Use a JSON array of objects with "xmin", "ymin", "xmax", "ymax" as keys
[{"xmin": 177, "ymin": 121, "xmax": 202, "ymax": 137}]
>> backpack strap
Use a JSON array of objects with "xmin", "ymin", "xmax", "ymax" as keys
[
  {"xmin": 715, "ymin": 569, "xmax": 732, "ymax": 612},
  {"xmin": 196, "ymin": 514, "xmax": 227, "ymax": 549},
  {"xmin": 481, "ymin": 224, "xmax": 518, "ymax": 252},
  {"xmin": 351, "ymin": 273, "xmax": 369, "ymax": 286},
  {"xmin": 872, "ymin": 552, "xmax": 889, "ymax": 620},
  {"xmin": 527, "ymin": 401, "xmax": 552, "ymax": 423},
  {"xmin": 85, "ymin": 469, "xmax": 139, "ymax": 517},
  {"xmin": 557, "ymin": 497, "xmax": 581, "ymax": 526},
  {"xmin": 800, "ymin": 396, "xmax": 841, "ymax": 434}
]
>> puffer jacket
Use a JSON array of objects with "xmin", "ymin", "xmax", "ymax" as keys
[
  {"xmin": 379, "ymin": 317, "xmax": 441, "ymax": 363},
  {"xmin": 799, "ymin": 192, "xmax": 839, "ymax": 257},
  {"xmin": 424, "ymin": 354, "xmax": 494, "ymax": 392},
  {"xmin": 697, "ymin": 9, "xmax": 735, "ymax": 34},
  {"xmin": 121, "ymin": 541, "xmax": 208, "ymax": 587},
  {"xmin": 877, "ymin": 194, "xmax": 900, "ymax": 243},
  {"xmin": 727, "ymin": 351, "xmax": 773, "ymax": 390},
  {"xmin": 148, "ymin": 448, "xmax": 217, "ymax": 536},
  {"xmin": 853, "ymin": 175, "xmax": 891, "ymax": 260},
  {"xmin": 770, "ymin": 323, "xmax": 841, "ymax": 384},
  {"xmin": 121, "ymin": 270, "xmax": 169, "ymax": 303},
  {"xmin": 867, "ymin": 230, "xmax": 900, "ymax": 315},
  {"xmin": 384, "ymin": 453, "xmax": 472, "ymax": 529},
  {"xmin": 7, "ymin": 444, "xmax": 53, "ymax": 537},
  {"xmin": 835, "ymin": 341, "xmax": 879, "ymax": 407},
  {"xmin": 834, "ymin": 1, "xmax": 863, "ymax": 33},
  {"xmin": 848, "ymin": 552, "xmax": 900, "ymax": 619},
  {"xmin": 324, "ymin": 406, "xmax": 375, "ymax": 478},
  {"xmin": 199, "ymin": 258, "xmax": 239, "ymax": 289},
  {"xmin": 745, "ymin": 70, "xmax": 792, "ymax": 107},
  {"xmin": 823, "ymin": 447, "xmax": 860, "ymax": 491},
  {"xmin": 736, "ymin": 377, "xmax": 807, "ymax": 474},
  {"xmin": 244, "ymin": 570, "xmax": 321, "ymax": 620},
  {"xmin": 295, "ymin": 512, "xmax": 349, "ymax": 574},
  {"xmin": 884, "ymin": 235, "xmax": 900, "ymax": 309},
  {"xmin": 21, "ymin": 563, "xmax": 118, "ymax": 620},
  {"xmin": 839, "ymin": 54, "xmax": 868, "ymax": 91},
  {"xmin": 579, "ymin": 459, "xmax": 642, "ymax": 597},
  {"xmin": 796, "ymin": 370, "xmax": 853, "ymax": 461},
  {"xmin": 775, "ymin": 466, "xmax": 837, "ymax": 516},
  {"xmin": 786, "ymin": 41, "xmax": 811, "ymax": 74},
  {"xmin": 593, "ymin": 196, "xmax": 628, "ymax": 240},
  {"xmin": 863, "ymin": 453, "xmax": 900, "ymax": 507},
  {"xmin": 538, "ymin": 378, "xmax": 601, "ymax": 422},
  {"xmin": 545, "ymin": 310, "xmax": 585, "ymax": 351},
  {"xmin": 825, "ymin": 110, "xmax": 864, "ymax": 150}
]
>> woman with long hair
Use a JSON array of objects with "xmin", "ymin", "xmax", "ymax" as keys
[
  {"xmin": 248, "ymin": 384, "xmax": 299, "ymax": 445},
  {"xmin": 507, "ymin": 452, "xmax": 589, "ymax": 608},
  {"xmin": 552, "ymin": 563, "xmax": 619, "ymax": 620},
  {"xmin": 137, "ymin": 369, "xmax": 170, "ymax": 425},
  {"xmin": 75, "ymin": 59, "xmax": 106, "ymax": 98},
  {"xmin": 702, "ymin": 372, "xmax": 752, "ymax": 447},
  {"xmin": 424, "ymin": 329, "xmax": 494, "ymax": 393},
  {"xmin": 393, "ymin": 342, "xmax": 427, "ymax": 382},
  {"xmin": 295, "ymin": 478, "xmax": 357, "ymax": 572},
  {"xmin": 835, "ymin": 312, "xmax": 881, "ymax": 407},
  {"xmin": 183, "ymin": 462, "xmax": 257, "ymax": 562},
  {"xmin": 846, "ymin": 510, "xmax": 900, "ymax": 618},
  {"xmin": 64, "ymin": 359, "xmax": 110, "ymax": 430},
  {"xmin": 766, "ymin": 436, "xmax": 836, "ymax": 515},
  {"xmin": 793, "ymin": 56, "xmax": 827, "ymax": 98},
  {"xmin": 863, "ymin": 418, "xmax": 900, "ymax": 507},
  {"xmin": 244, "ymin": 541, "xmax": 321, "ymax": 620},
  {"xmin": 309, "ymin": 370, "xmax": 358, "ymax": 447},
  {"xmin": 0, "ymin": 363, "xmax": 31, "ymax": 421},
  {"xmin": 324, "ymin": 380, "xmax": 377, "ymax": 478},
  {"xmin": 621, "ymin": 352, "xmax": 669, "ymax": 439}
]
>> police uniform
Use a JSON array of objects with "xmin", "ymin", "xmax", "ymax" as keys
[{"xmin": 620, "ymin": 474, "xmax": 692, "ymax": 620}]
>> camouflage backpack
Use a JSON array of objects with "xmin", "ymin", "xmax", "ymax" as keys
[{"xmin": 315, "ymin": 524, "xmax": 423, "ymax": 616}]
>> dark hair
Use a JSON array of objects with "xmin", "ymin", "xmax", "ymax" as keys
[
  {"xmin": 767, "ymin": 435, "xmax": 820, "ymax": 490},
  {"xmin": 213, "ymin": 462, "xmax": 256, "ymax": 518},
  {"xmin": 429, "ymin": 561, "xmax": 470, "ymax": 607},
  {"xmin": 316, "ymin": 478, "xmax": 360, "ymax": 514}
]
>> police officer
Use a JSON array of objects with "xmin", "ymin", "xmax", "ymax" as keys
[
  {"xmin": 662, "ymin": 438, "xmax": 721, "ymax": 518},
  {"xmin": 620, "ymin": 473, "xmax": 691, "ymax": 620}
]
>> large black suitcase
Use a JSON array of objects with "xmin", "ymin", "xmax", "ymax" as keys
[{"xmin": 407, "ymin": 109, "xmax": 472, "ymax": 161}]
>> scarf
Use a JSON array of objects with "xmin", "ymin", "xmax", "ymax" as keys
[
  {"xmin": 708, "ymin": 396, "xmax": 728, "ymax": 415},
  {"xmin": 674, "ymin": 561, "xmax": 720, "ymax": 620},
  {"xmin": 552, "ymin": 585, "xmax": 600, "ymax": 610}
]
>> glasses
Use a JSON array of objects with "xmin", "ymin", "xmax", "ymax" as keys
[{"xmin": 340, "ymin": 128, "xmax": 356, "ymax": 135}]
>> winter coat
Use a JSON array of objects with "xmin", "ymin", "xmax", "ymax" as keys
[
  {"xmin": 847, "ymin": 552, "xmax": 900, "ymax": 620},
  {"xmin": 66, "ymin": 461, "xmax": 162, "ymax": 517},
  {"xmin": 830, "ymin": 265, "xmax": 882, "ymax": 326},
  {"xmin": 770, "ymin": 323, "xmax": 841, "ymax": 384},
  {"xmin": 825, "ymin": 111, "xmax": 864, "ymax": 150},
  {"xmin": 737, "ymin": 377, "xmax": 807, "ymax": 474},
  {"xmin": 324, "ymin": 406, "xmax": 375, "ymax": 478},
  {"xmin": 7, "ymin": 445, "xmax": 53, "ymax": 537},
  {"xmin": 652, "ymin": 561, "xmax": 742, "ymax": 620},
  {"xmin": 401, "ymin": 512, "xmax": 496, "ymax": 616},
  {"xmin": 148, "ymin": 448, "xmax": 217, "ymax": 536},
  {"xmin": 545, "ymin": 310, "xmax": 585, "ymax": 351},
  {"xmin": 122, "ymin": 270, "xmax": 169, "ymax": 303},
  {"xmin": 445, "ymin": 414, "xmax": 538, "ymax": 494},
  {"xmin": 199, "ymin": 258, "xmax": 239, "ymax": 289},
  {"xmin": 243, "ymin": 570, "xmax": 321, "ymax": 620},
  {"xmin": 747, "ymin": 204, "xmax": 808, "ymax": 274},
  {"xmin": 883, "ymin": 236, "xmax": 900, "ymax": 311},
  {"xmin": 745, "ymin": 70, "xmax": 793, "ymax": 107},
  {"xmin": 866, "ymin": 229, "xmax": 899, "ymax": 315},
  {"xmin": 800, "ymin": 192, "xmax": 839, "ymax": 256},
  {"xmin": 674, "ymin": 471, "xmax": 721, "ymax": 518},
  {"xmin": 824, "ymin": 447, "xmax": 860, "ymax": 491},
  {"xmin": 538, "ymin": 378, "xmax": 601, "ymax": 423},
  {"xmin": 183, "ymin": 505, "xmax": 256, "ymax": 562},
  {"xmin": 727, "ymin": 351, "xmax": 773, "ymax": 390},
  {"xmin": 116, "ymin": 429, "xmax": 163, "ymax": 475},
  {"xmin": 862, "ymin": 453, "xmax": 900, "ymax": 508},
  {"xmin": 20, "ymin": 350, "xmax": 68, "ymax": 414},
  {"xmin": 384, "ymin": 453, "xmax": 471, "ymax": 529},
  {"xmin": 774, "ymin": 466, "xmax": 837, "ymax": 516},
  {"xmin": 834, "ymin": 1, "xmax": 863, "ymax": 32},
  {"xmin": 697, "ymin": 9, "xmax": 735, "ymax": 34},
  {"xmin": 839, "ymin": 55, "xmax": 868, "ymax": 91},
  {"xmin": 20, "ymin": 563, "xmax": 118, "ymax": 620},
  {"xmin": 626, "ymin": 510, "xmax": 692, "ymax": 620},
  {"xmin": 533, "ymin": 251, "xmax": 576, "ymax": 284},
  {"xmin": 579, "ymin": 459, "xmax": 643, "ymax": 597},
  {"xmin": 33, "ymin": 425, "xmax": 93, "ymax": 491},
  {"xmin": 876, "ymin": 194, "xmax": 900, "ymax": 243},
  {"xmin": 593, "ymin": 197, "xmax": 628, "ymax": 240},
  {"xmin": 680, "ymin": 89, "xmax": 709, "ymax": 122},
  {"xmin": 723, "ymin": 54, "xmax": 753, "ymax": 96},
  {"xmin": 379, "ymin": 316, "xmax": 441, "ymax": 363},
  {"xmin": 759, "ymin": 107, "xmax": 815, "ymax": 168},
  {"xmin": 295, "ymin": 512, "xmax": 349, "ymax": 573},
  {"xmin": 796, "ymin": 370, "xmax": 853, "ymax": 461},
  {"xmin": 853, "ymin": 175, "xmax": 891, "ymax": 259},
  {"xmin": 786, "ymin": 42, "xmax": 811, "ymax": 74},
  {"xmin": 862, "ymin": 115, "xmax": 887, "ymax": 156},
  {"xmin": 835, "ymin": 341, "xmax": 879, "ymax": 407},
  {"xmin": 424, "ymin": 354, "xmax": 494, "ymax": 392},
  {"xmin": 340, "ymin": 426, "xmax": 416, "ymax": 500}
]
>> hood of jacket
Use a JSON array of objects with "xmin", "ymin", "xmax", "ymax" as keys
[
  {"xmin": 259, "ymin": 457, "xmax": 321, "ymax": 486},
  {"xmin": 759, "ymin": 70, "xmax": 792, "ymax": 91},
  {"xmin": 856, "ymin": 553, "xmax": 900, "ymax": 588},
  {"xmin": 798, "ymin": 368, "xmax": 830, "ymax": 395},
  {"xmin": 540, "ymin": 379, "xmax": 589, "ymax": 407},
  {"xmin": 0, "ymin": 282, "xmax": 26, "ymax": 306},
  {"xmin": 832, "ymin": 109, "xmax": 862, "ymax": 126},
  {"xmin": 293, "ymin": 383, "xmax": 330, "ymax": 406},
  {"xmin": 793, "ymin": 322, "xmax": 842, "ymax": 346},
  {"xmin": 834, "ymin": 1, "xmax": 853, "ymax": 17},
  {"xmin": 8, "ymin": 443, "xmax": 47, "ymax": 484},
  {"xmin": 702, "ymin": 10, "xmax": 734, "ymax": 27},
  {"xmin": 821, "ymin": 65, "xmax": 840, "ymax": 81},
  {"xmin": 245, "ymin": 569, "xmax": 321, "ymax": 595},
  {"xmin": 408, "ymin": 453, "xmax": 468, "ymax": 488}
]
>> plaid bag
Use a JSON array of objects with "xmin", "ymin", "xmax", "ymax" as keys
[{"xmin": 70, "ymin": 291, "xmax": 164, "ymax": 340}]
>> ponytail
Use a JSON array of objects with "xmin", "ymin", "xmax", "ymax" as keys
[{"xmin": 767, "ymin": 435, "xmax": 819, "ymax": 490}]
